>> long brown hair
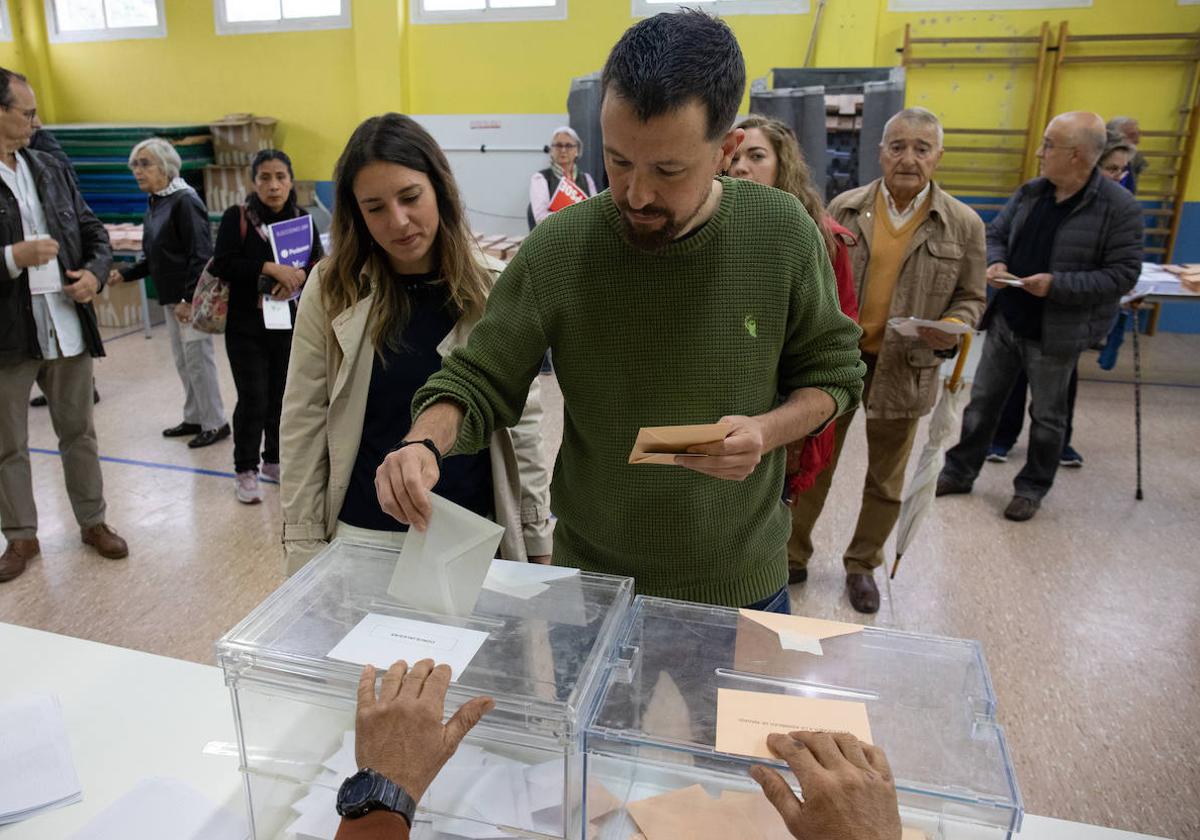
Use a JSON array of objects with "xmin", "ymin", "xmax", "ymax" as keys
[
  {"xmin": 321, "ymin": 113, "xmax": 490, "ymax": 353},
  {"xmin": 737, "ymin": 114, "xmax": 837, "ymax": 260}
]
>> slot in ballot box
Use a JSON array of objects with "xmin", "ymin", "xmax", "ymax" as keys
[
  {"xmin": 216, "ymin": 539, "xmax": 634, "ymax": 839},
  {"xmin": 582, "ymin": 596, "xmax": 1022, "ymax": 840}
]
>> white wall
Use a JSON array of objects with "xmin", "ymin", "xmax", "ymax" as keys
[{"xmin": 414, "ymin": 114, "xmax": 570, "ymax": 238}]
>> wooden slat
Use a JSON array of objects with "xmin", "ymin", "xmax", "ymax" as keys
[
  {"xmin": 1137, "ymin": 191, "xmax": 1178, "ymax": 199},
  {"xmin": 908, "ymin": 36, "xmax": 1042, "ymax": 44},
  {"xmin": 1144, "ymin": 246, "xmax": 1169, "ymax": 254},
  {"xmin": 937, "ymin": 166, "xmax": 1024, "ymax": 175},
  {"xmin": 1142, "ymin": 209, "xmax": 1175, "ymax": 216},
  {"xmin": 1145, "ymin": 227, "xmax": 1171, "ymax": 236},
  {"xmin": 943, "ymin": 145, "xmax": 1025, "ymax": 155},
  {"xmin": 1068, "ymin": 32, "xmax": 1200, "ymax": 42},
  {"xmin": 1140, "ymin": 151, "xmax": 1184, "ymax": 159},
  {"xmin": 944, "ymin": 128, "xmax": 1027, "ymax": 136},
  {"xmin": 1062, "ymin": 54, "xmax": 1200, "ymax": 64},
  {"xmin": 940, "ymin": 183, "xmax": 1020, "ymax": 192},
  {"xmin": 906, "ymin": 57, "xmax": 1037, "ymax": 66}
]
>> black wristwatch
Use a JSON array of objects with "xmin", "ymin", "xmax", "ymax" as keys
[
  {"xmin": 391, "ymin": 438, "xmax": 443, "ymax": 468},
  {"xmin": 336, "ymin": 768, "xmax": 417, "ymax": 825}
]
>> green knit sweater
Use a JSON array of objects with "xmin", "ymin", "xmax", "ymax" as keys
[{"xmin": 415, "ymin": 177, "xmax": 864, "ymax": 606}]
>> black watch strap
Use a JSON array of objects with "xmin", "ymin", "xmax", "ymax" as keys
[
  {"xmin": 337, "ymin": 768, "xmax": 417, "ymax": 826},
  {"xmin": 392, "ymin": 438, "xmax": 443, "ymax": 468}
]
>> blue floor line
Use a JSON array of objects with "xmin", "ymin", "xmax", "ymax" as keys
[{"xmin": 28, "ymin": 447, "xmax": 279, "ymax": 484}]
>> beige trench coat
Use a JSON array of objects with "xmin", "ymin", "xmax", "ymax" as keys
[
  {"xmin": 829, "ymin": 178, "xmax": 987, "ymax": 420},
  {"xmin": 279, "ymin": 253, "xmax": 553, "ymax": 575}
]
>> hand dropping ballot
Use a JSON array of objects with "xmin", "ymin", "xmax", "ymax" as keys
[
  {"xmin": 386, "ymin": 492, "xmax": 505, "ymax": 617},
  {"xmin": 262, "ymin": 216, "xmax": 314, "ymax": 330}
]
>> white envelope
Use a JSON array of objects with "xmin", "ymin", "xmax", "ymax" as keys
[{"xmin": 386, "ymin": 493, "xmax": 505, "ymax": 616}]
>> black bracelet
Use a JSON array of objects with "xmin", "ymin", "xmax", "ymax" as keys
[{"xmin": 391, "ymin": 438, "xmax": 443, "ymax": 468}]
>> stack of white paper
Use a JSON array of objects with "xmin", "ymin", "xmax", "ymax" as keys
[
  {"xmin": 67, "ymin": 777, "xmax": 247, "ymax": 840},
  {"xmin": 0, "ymin": 694, "xmax": 83, "ymax": 825},
  {"xmin": 286, "ymin": 733, "xmax": 615, "ymax": 840}
]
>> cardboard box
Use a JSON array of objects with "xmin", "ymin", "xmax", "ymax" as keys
[
  {"xmin": 93, "ymin": 279, "xmax": 146, "ymax": 329},
  {"xmin": 209, "ymin": 114, "xmax": 278, "ymax": 167},
  {"xmin": 203, "ymin": 165, "xmax": 250, "ymax": 215}
]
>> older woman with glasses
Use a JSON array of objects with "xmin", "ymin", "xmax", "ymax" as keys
[
  {"xmin": 527, "ymin": 126, "xmax": 598, "ymax": 228},
  {"xmin": 109, "ymin": 138, "xmax": 228, "ymax": 448}
]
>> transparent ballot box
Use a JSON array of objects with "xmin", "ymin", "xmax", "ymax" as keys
[
  {"xmin": 583, "ymin": 596, "xmax": 1023, "ymax": 840},
  {"xmin": 216, "ymin": 539, "xmax": 634, "ymax": 839}
]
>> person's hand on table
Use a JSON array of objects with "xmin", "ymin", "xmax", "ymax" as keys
[
  {"xmin": 62, "ymin": 269, "xmax": 99, "ymax": 304},
  {"xmin": 676, "ymin": 415, "xmax": 765, "ymax": 481},
  {"xmin": 751, "ymin": 731, "xmax": 903, "ymax": 840},
  {"xmin": 12, "ymin": 237, "xmax": 59, "ymax": 268},
  {"xmin": 354, "ymin": 659, "xmax": 495, "ymax": 803},
  {"xmin": 1018, "ymin": 272, "xmax": 1053, "ymax": 298},
  {"xmin": 376, "ymin": 444, "xmax": 440, "ymax": 531},
  {"xmin": 985, "ymin": 262, "xmax": 1010, "ymax": 291},
  {"xmin": 916, "ymin": 325, "xmax": 958, "ymax": 351}
]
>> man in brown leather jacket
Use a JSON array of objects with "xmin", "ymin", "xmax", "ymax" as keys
[{"xmin": 788, "ymin": 107, "xmax": 986, "ymax": 613}]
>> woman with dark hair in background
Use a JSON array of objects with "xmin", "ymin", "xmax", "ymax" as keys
[
  {"xmin": 279, "ymin": 113, "xmax": 551, "ymax": 575},
  {"xmin": 211, "ymin": 149, "xmax": 323, "ymax": 504},
  {"xmin": 730, "ymin": 114, "xmax": 860, "ymax": 585}
]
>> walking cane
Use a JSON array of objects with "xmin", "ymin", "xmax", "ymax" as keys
[{"xmin": 1132, "ymin": 316, "xmax": 1144, "ymax": 501}]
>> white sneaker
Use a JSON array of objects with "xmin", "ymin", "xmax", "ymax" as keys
[
  {"xmin": 260, "ymin": 462, "xmax": 280, "ymax": 483},
  {"xmin": 235, "ymin": 471, "xmax": 262, "ymax": 504}
]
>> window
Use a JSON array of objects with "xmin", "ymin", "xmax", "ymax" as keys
[
  {"xmin": 888, "ymin": 0, "xmax": 1088, "ymax": 9},
  {"xmin": 411, "ymin": 0, "xmax": 567, "ymax": 25},
  {"xmin": 0, "ymin": 1, "xmax": 11, "ymax": 42},
  {"xmin": 45, "ymin": 0, "xmax": 166, "ymax": 42},
  {"xmin": 632, "ymin": 0, "xmax": 809, "ymax": 15},
  {"xmin": 215, "ymin": 0, "xmax": 350, "ymax": 35}
]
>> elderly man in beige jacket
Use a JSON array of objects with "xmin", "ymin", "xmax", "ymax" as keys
[{"xmin": 788, "ymin": 107, "xmax": 986, "ymax": 613}]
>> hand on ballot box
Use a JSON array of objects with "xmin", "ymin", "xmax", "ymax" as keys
[
  {"xmin": 352, "ymin": 659, "xmax": 495, "ymax": 803},
  {"xmin": 749, "ymin": 731, "xmax": 903, "ymax": 840}
]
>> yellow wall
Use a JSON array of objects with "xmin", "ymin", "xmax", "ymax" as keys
[{"xmin": 2, "ymin": 0, "xmax": 1197, "ymax": 194}]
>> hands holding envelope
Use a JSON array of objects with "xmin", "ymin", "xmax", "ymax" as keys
[
  {"xmin": 750, "ymin": 731, "xmax": 903, "ymax": 840},
  {"xmin": 629, "ymin": 417, "xmax": 769, "ymax": 481}
]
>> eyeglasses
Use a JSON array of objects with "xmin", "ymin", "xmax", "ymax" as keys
[
  {"xmin": 2, "ymin": 105, "xmax": 36, "ymax": 122},
  {"xmin": 1101, "ymin": 163, "xmax": 1127, "ymax": 175},
  {"xmin": 550, "ymin": 143, "xmax": 579, "ymax": 151},
  {"xmin": 1039, "ymin": 137, "xmax": 1077, "ymax": 152},
  {"xmin": 128, "ymin": 158, "xmax": 157, "ymax": 170}
]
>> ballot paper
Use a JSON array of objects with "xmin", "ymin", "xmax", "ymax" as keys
[
  {"xmin": 0, "ymin": 693, "xmax": 82, "ymax": 825},
  {"xmin": 714, "ymin": 688, "xmax": 873, "ymax": 760},
  {"xmin": 482, "ymin": 559, "xmax": 579, "ymax": 600},
  {"xmin": 886, "ymin": 317, "xmax": 974, "ymax": 339},
  {"xmin": 262, "ymin": 295, "xmax": 293, "ymax": 330},
  {"xmin": 627, "ymin": 785, "xmax": 742, "ymax": 840},
  {"xmin": 26, "ymin": 234, "xmax": 62, "ymax": 296},
  {"xmin": 386, "ymin": 492, "xmax": 505, "ymax": 616},
  {"xmin": 738, "ymin": 609, "xmax": 863, "ymax": 657},
  {"xmin": 66, "ymin": 777, "xmax": 247, "ymax": 840},
  {"xmin": 326, "ymin": 613, "xmax": 489, "ymax": 681},
  {"xmin": 628, "ymin": 423, "xmax": 733, "ymax": 465}
]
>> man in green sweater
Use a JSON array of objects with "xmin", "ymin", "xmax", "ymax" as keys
[{"xmin": 377, "ymin": 11, "xmax": 864, "ymax": 609}]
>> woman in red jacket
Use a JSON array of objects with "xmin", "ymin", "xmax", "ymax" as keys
[{"xmin": 730, "ymin": 116, "xmax": 860, "ymax": 585}]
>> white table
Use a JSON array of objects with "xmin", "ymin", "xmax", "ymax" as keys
[{"xmin": 0, "ymin": 624, "xmax": 1171, "ymax": 840}]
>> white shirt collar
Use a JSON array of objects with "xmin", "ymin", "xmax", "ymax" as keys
[{"xmin": 881, "ymin": 180, "xmax": 932, "ymax": 226}]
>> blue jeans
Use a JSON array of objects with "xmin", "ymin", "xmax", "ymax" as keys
[
  {"xmin": 944, "ymin": 316, "xmax": 1080, "ymax": 501},
  {"xmin": 744, "ymin": 585, "xmax": 791, "ymax": 615}
]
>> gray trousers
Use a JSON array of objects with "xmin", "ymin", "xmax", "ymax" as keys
[
  {"xmin": 163, "ymin": 305, "xmax": 225, "ymax": 431},
  {"xmin": 0, "ymin": 353, "xmax": 106, "ymax": 540}
]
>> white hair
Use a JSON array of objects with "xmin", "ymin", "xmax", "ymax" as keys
[
  {"xmin": 549, "ymin": 125, "xmax": 582, "ymax": 153},
  {"xmin": 129, "ymin": 137, "xmax": 181, "ymax": 179},
  {"xmin": 882, "ymin": 107, "xmax": 944, "ymax": 149}
]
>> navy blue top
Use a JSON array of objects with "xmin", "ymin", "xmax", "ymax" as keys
[
  {"xmin": 338, "ymin": 272, "xmax": 493, "ymax": 531},
  {"xmin": 996, "ymin": 183, "xmax": 1084, "ymax": 341}
]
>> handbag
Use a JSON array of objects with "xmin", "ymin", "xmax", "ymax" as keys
[{"xmin": 191, "ymin": 207, "xmax": 247, "ymax": 334}]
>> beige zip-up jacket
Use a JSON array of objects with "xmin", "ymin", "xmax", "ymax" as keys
[{"xmin": 279, "ymin": 252, "xmax": 553, "ymax": 575}]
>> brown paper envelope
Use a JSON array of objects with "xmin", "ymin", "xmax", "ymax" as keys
[
  {"xmin": 587, "ymin": 779, "xmax": 621, "ymax": 823},
  {"xmin": 627, "ymin": 785, "xmax": 742, "ymax": 840},
  {"xmin": 628, "ymin": 423, "xmax": 733, "ymax": 465},
  {"xmin": 715, "ymin": 687, "xmax": 873, "ymax": 759},
  {"xmin": 903, "ymin": 829, "xmax": 929, "ymax": 840},
  {"xmin": 738, "ymin": 609, "xmax": 863, "ymax": 645}
]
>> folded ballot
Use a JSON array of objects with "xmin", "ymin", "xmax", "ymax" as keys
[
  {"xmin": 629, "ymin": 423, "xmax": 733, "ymax": 465},
  {"xmin": 886, "ymin": 317, "xmax": 973, "ymax": 339},
  {"xmin": 386, "ymin": 493, "xmax": 505, "ymax": 616}
]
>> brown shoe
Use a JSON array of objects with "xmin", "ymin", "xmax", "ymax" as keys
[
  {"xmin": 81, "ymin": 524, "xmax": 128, "ymax": 559},
  {"xmin": 846, "ymin": 573, "xmax": 880, "ymax": 614},
  {"xmin": 0, "ymin": 538, "xmax": 40, "ymax": 582},
  {"xmin": 1003, "ymin": 496, "xmax": 1040, "ymax": 522},
  {"xmin": 788, "ymin": 566, "xmax": 808, "ymax": 585}
]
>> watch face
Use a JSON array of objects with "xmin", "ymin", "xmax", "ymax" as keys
[{"xmin": 337, "ymin": 771, "xmax": 375, "ymax": 815}]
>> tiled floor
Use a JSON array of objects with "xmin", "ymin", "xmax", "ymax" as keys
[{"xmin": 2, "ymin": 322, "xmax": 1198, "ymax": 839}]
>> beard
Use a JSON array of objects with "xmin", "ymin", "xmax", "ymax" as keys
[{"xmin": 615, "ymin": 186, "xmax": 712, "ymax": 252}]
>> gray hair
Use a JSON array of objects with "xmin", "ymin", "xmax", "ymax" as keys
[
  {"xmin": 1107, "ymin": 116, "xmax": 1138, "ymax": 133},
  {"xmin": 882, "ymin": 107, "xmax": 944, "ymax": 149},
  {"xmin": 549, "ymin": 125, "xmax": 582, "ymax": 153},
  {"xmin": 129, "ymin": 137, "xmax": 181, "ymax": 179}
]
